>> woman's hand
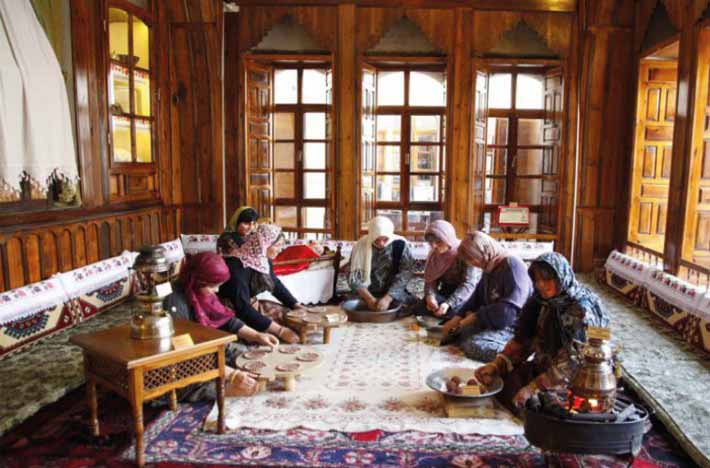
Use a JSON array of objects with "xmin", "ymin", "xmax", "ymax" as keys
[
  {"xmin": 441, "ymin": 315, "xmax": 461, "ymax": 336},
  {"xmin": 433, "ymin": 302, "xmax": 450, "ymax": 317},
  {"xmin": 255, "ymin": 332, "xmax": 279, "ymax": 349},
  {"xmin": 277, "ymin": 326, "xmax": 300, "ymax": 344},
  {"xmin": 226, "ymin": 369, "xmax": 260, "ymax": 397},
  {"xmin": 459, "ymin": 312, "xmax": 476, "ymax": 328},
  {"xmin": 474, "ymin": 362, "xmax": 499, "ymax": 386},
  {"xmin": 376, "ymin": 294, "xmax": 393, "ymax": 311},
  {"xmin": 512, "ymin": 382, "xmax": 539, "ymax": 409},
  {"xmin": 425, "ymin": 295, "xmax": 439, "ymax": 312},
  {"xmin": 293, "ymin": 303, "xmax": 308, "ymax": 311}
]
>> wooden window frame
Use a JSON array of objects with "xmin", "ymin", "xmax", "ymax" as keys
[
  {"xmin": 366, "ymin": 63, "xmax": 447, "ymax": 238},
  {"xmin": 272, "ymin": 63, "xmax": 334, "ymax": 239}
]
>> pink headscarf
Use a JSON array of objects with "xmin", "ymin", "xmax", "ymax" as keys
[
  {"xmin": 458, "ymin": 231, "xmax": 511, "ymax": 273},
  {"xmin": 424, "ymin": 220, "xmax": 461, "ymax": 284},
  {"xmin": 233, "ymin": 223, "xmax": 282, "ymax": 274},
  {"xmin": 180, "ymin": 252, "xmax": 233, "ymax": 329}
]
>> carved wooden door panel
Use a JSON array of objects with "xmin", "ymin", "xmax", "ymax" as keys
[
  {"xmin": 245, "ymin": 59, "xmax": 273, "ymax": 221},
  {"xmin": 628, "ymin": 62, "xmax": 677, "ymax": 252},
  {"xmin": 540, "ymin": 68, "xmax": 563, "ymax": 234},
  {"xmin": 360, "ymin": 65, "xmax": 377, "ymax": 232},
  {"xmin": 471, "ymin": 68, "xmax": 488, "ymax": 229}
]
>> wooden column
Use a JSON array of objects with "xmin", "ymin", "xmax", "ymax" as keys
[
  {"xmin": 448, "ymin": 8, "xmax": 473, "ymax": 235},
  {"xmin": 335, "ymin": 4, "xmax": 357, "ymax": 240},
  {"xmin": 663, "ymin": 13, "xmax": 699, "ymax": 273},
  {"xmin": 574, "ymin": 0, "xmax": 636, "ymax": 272},
  {"xmin": 224, "ymin": 12, "xmax": 241, "ymax": 219}
]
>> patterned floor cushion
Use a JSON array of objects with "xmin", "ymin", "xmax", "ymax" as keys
[{"xmin": 602, "ymin": 250, "xmax": 656, "ymax": 305}]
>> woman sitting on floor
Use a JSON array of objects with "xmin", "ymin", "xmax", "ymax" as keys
[
  {"xmin": 348, "ymin": 216, "xmax": 416, "ymax": 312},
  {"xmin": 474, "ymin": 252, "xmax": 609, "ymax": 412},
  {"xmin": 217, "ymin": 206, "xmax": 259, "ymax": 253},
  {"xmin": 218, "ymin": 223, "xmax": 305, "ymax": 344},
  {"xmin": 412, "ymin": 220, "xmax": 477, "ymax": 320},
  {"xmin": 440, "ymin": 232, "xmax": 533, "ymax": 362},
  {"xmin": 164, "ymin": 252, "xmax": 279, "ymax": 397}
]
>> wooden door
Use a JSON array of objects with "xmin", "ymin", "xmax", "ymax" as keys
[
  {"xmin": 540, "ymin": 68, "xmax": 563, "ymax": 233},
  {"xmin": 244, "ymin": 59, "xmax": 273, "ymax": 220},
  {"xmin": 628, "ymin": 61, "xmax": 677, "ymax": 252},
  {"xmin": 471, "ymin": 68, "xmax": 488, "ymax": 229},
  {"xmin": 360, "ymin": 65, "xmax": 377, "ymax": 231}
]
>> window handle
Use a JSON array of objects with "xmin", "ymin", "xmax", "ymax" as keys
[
  {"xmin": 405, "ymin": 152, "xmax": 410, "ymax": 166},
  {"xmin": 297, "ymin": 150, "xmax": 303, "ymax": 163}
]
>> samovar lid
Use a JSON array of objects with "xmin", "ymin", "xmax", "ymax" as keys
[{"xmin": 133, "ymin": 245, "xmax": 171, "ymax": 273}]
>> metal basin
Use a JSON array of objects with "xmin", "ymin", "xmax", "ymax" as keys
[
  {"xmin": 340, "ymin": 298, "xmax": 402, "ymax": 323},
  {"xmin": 425, "ymin": 367, "xmax": 503, "ymax": 399}
]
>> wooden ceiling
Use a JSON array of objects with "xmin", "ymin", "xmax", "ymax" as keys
[{"xmin": 224, "ymin": 0, "xmax": 577, "ymax": 13}]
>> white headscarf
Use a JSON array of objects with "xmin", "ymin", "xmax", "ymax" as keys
[{"xmin": 350, "ymin": 216, "xmax": 406, "ymax": 288}]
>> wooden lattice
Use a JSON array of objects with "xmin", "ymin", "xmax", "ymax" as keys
[
  {"xmin": 87, "ymin": 355, "xmax": 128, "ymax": 392},
  {"xmin": 143, "ymin": 352, "xmax": 218, "ymax": 390}
]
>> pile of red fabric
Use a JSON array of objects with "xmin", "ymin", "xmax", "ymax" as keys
[{"xmin": 272, "ymin": 245, "xmax": 320, "ymax": 275}]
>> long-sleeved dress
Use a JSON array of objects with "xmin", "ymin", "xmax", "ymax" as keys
[
  {"xmin": 347, "ymin": 240, "xmax": 416, "ymax": 304},
  {"xmin": 413, "ymin": 257, "xmax": 478, "ymax": 319},
  {"xmin": 218, "ymin": 257, "xmax": 299, "ymax": 332},
  {"xmin": 456, "ymin": 256, "xmax": 533, "ymax": 362}
]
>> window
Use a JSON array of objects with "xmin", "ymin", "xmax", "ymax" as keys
[
  {"xmin": 482, "ymin": 69, "xmax": 561, "ymax": 236},
  {"xmin": 106, "ymin": 3, "xmax": 157, "ymax": 201},
  {"xmin": 362, "ymin": 66, "xmax": 447, "ymax": 238},
  {"xmin": 272, "ymin": 66, "xmax": 333, "ymax": 239}
]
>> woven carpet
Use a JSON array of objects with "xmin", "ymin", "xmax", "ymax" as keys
[{"xmin": 0, "ymin": 384, "xmax": 696, "ymax": 468}]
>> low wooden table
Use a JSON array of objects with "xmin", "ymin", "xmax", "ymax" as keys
[
  {"xmin": 284, "ymin": 305, "xmax": 348, "ymax": 344},
  {"xmin": 70, "ymin": 319, "xmax": 236, "ymax": 467}
]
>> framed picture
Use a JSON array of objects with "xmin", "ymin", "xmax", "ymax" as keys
[{"xmin": 497, "ymin": 204, "xmax": 530, "ymax": 227}]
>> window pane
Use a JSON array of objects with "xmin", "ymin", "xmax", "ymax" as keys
[
  {"xmin": 489, "ymin": 73, "xmax": 511, "ymax": 109},
  {"xmin": 516, "ymin": 74, "xmax": 544, "ymax": 109},
  {"xmin": 135, "ymin": 119, "xmax": 152, "ymax": 162},
  {"xmin": 407, "ymin": 211, "xmax": 444, "ymax": 232},
  {"xmin": 275, "ymin": 172, "xmax": 295, "ymax": 198},
  {"xmin": 377, "ymin": 71, "xmax": 404, "ymax": 106},
  {"xmin": 302, "ymin": 69, "xmax": 327, "ymax": 104},
  {"xmin": 518, "ymin": 119, "xmax": 544, "ymax": 145},
  {"xmin": 132, "ymin": 17, "xmax": 150, "ymax": 69},
  {"xmin": 485, "ymin": 178, "xmax": 506, "ymax": 204},
  {"xmin": 274, "ymin": 113, "xmax": 294, "ymax": 140},
  {"xmin": 304, "ymin": 112, "xmax": 326, "ymax": 140},
  {"xmin": 410, "ymin": 146, "xmax": 439, "ymax": 172},
  {"xmin": 275, "ymin": 206, "xmax": 297, "ymax": 228},
  {"xmin": 409, "ymin": 71, "xmax": 445, "ymax": 106},
  {"xmin": 514, "ymin": 179, "xmax": 542, "ymax": 205},
  {"xmin": 486, "ymin": 148, "xmax": 507, "ymax": 176},
  {"xmin": 376, "ymin": 209, "xmax": 402, "ymax": 230},
  {"xmin": 486, "ymin": 118, "xmax": 508, "ymax": 145},
  {"xmin": 274, "ymin": 143, "xmax": 295, "ymax": 169},
  {"xmin": 111, "ymin": 116, "xmax": 132, "ymax": 162},
  {"xmin": 516, "ymin": 149, "xmax": 544, "ymax": 175},
  {"xmin": 304, "ymin": 142, "xmax": 326, "ymax": 169},
  {"xmin": 304, "ymin": 172, "xmax": 326, "ymax": 199},
  {"xmin": 376, "ymin": 115, "xmax": 401, "ymax": 142},
  {"xmin": 410, "ymin": 175, "xmax": 439, "ymax": 202},
  {"xmin": 302, "ymin": 207, "xmax": 326, "ymax": 229},
  {"xmin": 377, "ymin": 145, "xmax": 400, "ymax": 172},
  {"xmin": 134, "ymin": 70, "xmax": 151, "ymax": 116},
  {"xmin": 274, "ymin": 69, "xmax": 297, "ymax": 104},
  {"xmin": 109, "ymin": 64, "xmax": 130, "ymax": 114},
  {"xmin": 108, "ymin": 9, "xmax": 129, "ymax": 59},
  {"xmin": 376, "ymin": 175, "xmax": 400, "ymax": 201},
  {"xmin": 411, "ymin": 115, "xmax": 440, "ymax": 143}
]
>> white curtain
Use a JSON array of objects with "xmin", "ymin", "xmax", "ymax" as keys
[{"xmin": 0, "ymin": 0, "xmax": 77, "ymax": 195}]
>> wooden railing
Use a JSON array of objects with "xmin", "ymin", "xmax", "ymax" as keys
[
  {"xmin": 623, "ymin": 242, "xmax": 664, "ymax": 269},
  {"xmin": 678, "ymin": 260, "xmax": 710, "ymax": 292}
]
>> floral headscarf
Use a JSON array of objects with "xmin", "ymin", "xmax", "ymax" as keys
[{"xmin": 233, "ymin": 223, "xmax": 282, "ymax": 274}]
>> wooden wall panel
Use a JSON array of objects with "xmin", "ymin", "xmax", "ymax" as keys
[{"xmin": 473, "ymin": 11, "xmax": 572, "ymax": 57}]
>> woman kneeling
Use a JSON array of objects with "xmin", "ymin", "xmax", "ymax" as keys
[{"xmin": 474, "ymin": 252, "xmax": 609, "ymax": 413}]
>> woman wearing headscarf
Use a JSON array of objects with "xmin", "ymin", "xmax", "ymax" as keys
[
  {"xmin": 474, "ymin": 252, "xmax": 609, "ymax": 413},
  {"xmin": 348, "ymin": 216, "xmax": 416, "ymax": 311},
  {"xmin": 163, "ymin": 252, "xmax": 279, "ymax": 397},
  {"xmin": 217, "ymin": 206, "xmax": 259, "ymax": 255},
  {"xmin": 440, "ymin": 232, "xmax": 533, "ymax": 362},
  {"xmin": 412, "ymin": 220, "xmax": 477, "ymax": 319},
  {"xmin": 218, "ymin": 223, "xmax": 304, "ymax": 344}
]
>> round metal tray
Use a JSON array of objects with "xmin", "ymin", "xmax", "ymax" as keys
[
  {"xmin": 416, "ymin": 315, "xmax": 444, "ymax": 334},
  {"xmin": 426, "ymin": 367, "xmax": 504, "ymax": 399},
  {"xmin": 340, "ymin": 298, "xmax": 402, "ymax": 323}
]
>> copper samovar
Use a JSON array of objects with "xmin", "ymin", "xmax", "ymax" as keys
[
  {"xmin": 130, "ymin": 245, "xmax": 175, "ymax": 340},
  {"xmin": 567, "ymin": 330, "xmax": 618, "ymax": 413}
]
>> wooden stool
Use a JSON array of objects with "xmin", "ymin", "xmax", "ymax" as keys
[{"xmin": 284, "ymin": 305, "xmax": 348, "ymax": 344}]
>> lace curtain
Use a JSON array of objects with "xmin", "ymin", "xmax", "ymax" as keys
[{"xmin": 0, "ymin": 0, "xmax": 78, "ymax": 204}]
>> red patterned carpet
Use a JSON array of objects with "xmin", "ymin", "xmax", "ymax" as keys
[{"xmin": 0, "ymin": 385, "xmax": 697, "ymax": 468}]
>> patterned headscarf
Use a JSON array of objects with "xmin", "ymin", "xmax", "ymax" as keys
[
  {"xmin": 458, "ymin": 231, "xmax": 511, "ymax": 273},
  {"xmin": 350, "ymin": 216, "xmax": 406, "ymax": 288},
  {"xmin": 233, "ymin": 223, "xmax": 282, "ymax": 274},
  {"xmin": 424, "ymin": 220, "xmax": 461, "ymax": 284},
  {"xmin": 180, "ymin": 252, "xmax": 233, "ymax": 329}
]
